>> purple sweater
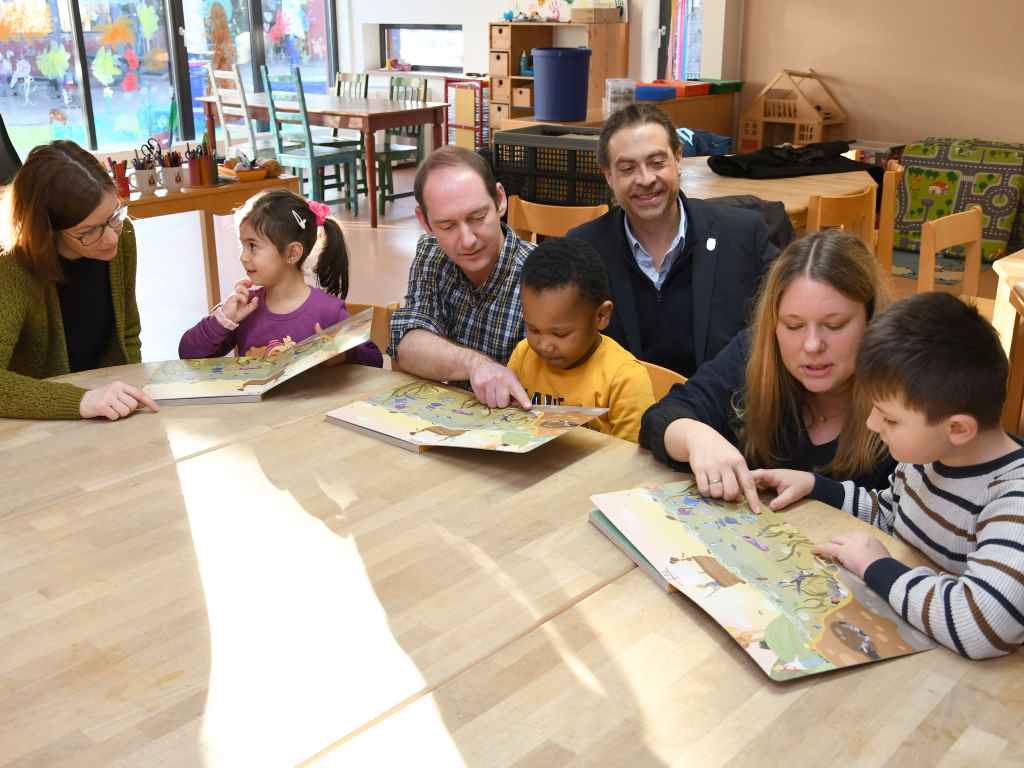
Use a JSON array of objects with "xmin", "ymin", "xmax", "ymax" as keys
[{"xmin": 178, "ymin": 286, "xmax": 382, "ymax": 367}]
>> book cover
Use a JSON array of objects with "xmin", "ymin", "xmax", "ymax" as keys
[
  {"xmin": 326, "ymin": 379, "xmax": 607, "ymax": 453},
  {"xmin": 144, "ymin": 308, "xmax": 372, "ymax": 404},
  {"xmin": 592, "ymin": 480, "xmax": 935, "ymax": 681}
]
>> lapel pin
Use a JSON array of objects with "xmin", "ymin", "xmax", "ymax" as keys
[{"xmin": 706, "ymin": 237, "xmax": 717, "ymax": 252}]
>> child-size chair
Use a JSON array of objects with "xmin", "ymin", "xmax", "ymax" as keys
[
  {"xmin": 506, "ymin": 196, "xmax": 609, "ymax": 242},
  {"xmin": 260, "ymin": 65, "xmax": 360, "ymax": 207}
]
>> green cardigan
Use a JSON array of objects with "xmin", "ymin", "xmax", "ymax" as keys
[{"xmin": 0, "ymin": 220, "xmax": 142, "ymax": 420}]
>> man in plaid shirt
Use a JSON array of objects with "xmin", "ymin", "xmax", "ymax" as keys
[{"xmin": 389, "ymin": 146, "xmax": 535, "ymax": 408}]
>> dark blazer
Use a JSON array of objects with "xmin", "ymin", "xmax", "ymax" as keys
[{"xmin": 567, "ymin": 194, "xmax": 777, "ymax": 375}]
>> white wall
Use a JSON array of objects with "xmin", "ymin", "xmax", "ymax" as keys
[{"xmin": 339, "ymin": 0, "xmax": 667, "ymax": 82}]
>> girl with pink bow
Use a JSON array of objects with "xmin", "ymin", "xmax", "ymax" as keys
[{"xmin": 178, "ymin": 189, "xmax": 382, "ymax": 366}]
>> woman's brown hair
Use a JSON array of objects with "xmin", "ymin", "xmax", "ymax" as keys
[
  {"xmin": 741, "ymin": 229, "xmax": 892, "ymax": 478},
  {"xmin": 0, "ymin": 140, "xmax": 114, "ymax": 282}
]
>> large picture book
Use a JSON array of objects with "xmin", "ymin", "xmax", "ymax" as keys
[
  {"xmin": 144, "ymin": 309, "xmax": 372, "ymax": 404},
  {"xmin": 591, "ymin": 481, "xmax": 935, "ymax": 681},
  {"xmin": 326, "ymin": 380, "xmax": 607, "ymax": 453}
]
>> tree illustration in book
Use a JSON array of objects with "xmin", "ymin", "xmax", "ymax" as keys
[{"xmin": 592, "ymin": 481, "xmax": 934, "ymax": 681}]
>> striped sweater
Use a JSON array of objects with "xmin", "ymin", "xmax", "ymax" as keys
[{"xmin": 812, "ymin": 447, "xmax": 1024, "ymax": 659}]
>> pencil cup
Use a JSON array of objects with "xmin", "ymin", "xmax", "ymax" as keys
[
  {"xmin": 187, "ymin": 158, "xmax": 204, "ymax": 187},
  {"xmin": 129, "ymin": 168, "xmax": 159, "ymax": 198},
  {"xmin": 112, "ymin": 173, "xmax": 130, "ymax": 199},
  {"xmin": 159, "ymin": 166, "xmax": 186, "ymax": 194}
]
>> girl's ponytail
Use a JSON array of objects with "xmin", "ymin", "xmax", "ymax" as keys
[{"xmin": 316, "ymin": 217, "xmax": 349, "ymax": 298}]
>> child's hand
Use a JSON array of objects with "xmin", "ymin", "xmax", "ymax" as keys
[
  {"xmin": 221, "ymin": 279, "xmax": 260, "ymax": 324},
  {"xmin": 750, "ymin": 468, "xmax": 815, "ymax": 511},
  {"xmin": 813, "ymin": 533, "xmax": 891, "ymax": 580}
]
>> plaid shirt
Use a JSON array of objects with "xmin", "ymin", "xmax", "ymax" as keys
[{"xmin": 389, "ymin": 225, "xmax": 533, "ymax": 365}]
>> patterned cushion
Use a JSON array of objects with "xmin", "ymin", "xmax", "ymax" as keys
[{"xmin": 895, "ymin": 137, "xmax": 1024, "ymax": 262}]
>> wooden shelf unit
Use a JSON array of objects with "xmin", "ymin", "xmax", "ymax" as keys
[{"xmin": 488, "ymin": 21, "xmax": 628, "ymax": 131}]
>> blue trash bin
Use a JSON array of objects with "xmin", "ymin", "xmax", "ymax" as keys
[{"xmin": 532, "ymin": 47, "xmax": 591, "ymax": 122}]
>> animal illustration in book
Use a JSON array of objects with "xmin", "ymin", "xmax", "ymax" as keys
[{"xmin": 592, "ymin": 481, "xmax": 934, "ymax": 681}]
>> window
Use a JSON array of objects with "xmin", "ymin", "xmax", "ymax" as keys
[
  {"xmin": 379, "ymin": 24, "xmax": 462, "ymax": 73},
  {"xmin": 262, "ymin": 0, "xmax": 331, "ymax": 93},
  {"xmin": 79, "ymin": 0, "xmax": 176, "ymax": 150},
  {"xmin": 661, "ymin": 0, "xmax": 702, "ymax": 80},
  {"xmin": 0, "ymin": 0, "xmax": 89, "ymax": 157},
  {"xmin": 0, "ymin": 0, "xmax": 338, "ymax": 153}
]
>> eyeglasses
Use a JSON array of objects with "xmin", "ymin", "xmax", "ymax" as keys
[{"xmin": 66, "ymin": 206, "xmax": 129, "ymax": 247}]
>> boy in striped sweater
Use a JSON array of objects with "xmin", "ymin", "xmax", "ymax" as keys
[{"xmin": 753, "ymin": 292, "xmax": 1024, "ymax": 659}]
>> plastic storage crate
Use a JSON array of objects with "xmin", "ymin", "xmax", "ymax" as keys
[
  {"xmin": 492, "ymin": 125, "xmax": 613, "ymax": 206},
  {"xmin": 699, "ymin": 78, "xmax": 744, "ymax": 94}
]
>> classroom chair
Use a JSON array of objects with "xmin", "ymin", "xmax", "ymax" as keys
[
  {"xmin": 321, "ymin": 72, "xmax": 370, "ymax": 211},
  {"xmin": 207, "ymin": 64, "xmax": 284, "ymax": 159},
  {"xmin": 640, "ymin": 360, "xmax": 687, "ymax": 401},
  {"xmin": 374, "ymin": 75, "xmax": 429, "ymax": 214},
  {"xmin": 874, "ymin": 160, "xmax": 905, "ymax": 275},
  {"xmin": 345, "ymin": 302, "xmax": 398, "ymax": 359},
  {"xmin": 917, "ymin": 206, "xmax": 984, "ymax": 297},
  {"xmin": 806, "ymin": 186, "xmax": 877, "ymax": 252},
  {"xmin": 506, "ymin": 195, "xmax": 609, "ymax": 242},
  {"xmin": 1001, "ymin": 283, "xmax": 1024, "ymax": 435},
  {"xmin": 260, "ymin": 65, "xmax": 359, "ymax": 206}
]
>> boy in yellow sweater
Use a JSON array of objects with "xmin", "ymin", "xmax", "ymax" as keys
[{"xmin": 507, "ymin": 237, "xmax": 655, "ymax": 442}]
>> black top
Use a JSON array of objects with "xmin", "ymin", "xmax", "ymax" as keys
[
  {"xmin": 639, "ymin": 329, "xmax": 896, "ymax": 490},
  {"xmin": 57, "ymin": 255, "xmax": 115, "ymax": 373},
  {"xmin": 567, "ymin": 194, "xmax": 777, "ymax": 377}
]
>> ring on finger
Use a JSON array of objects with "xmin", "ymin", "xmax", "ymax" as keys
[{"xmin": 709, "ymin": 478, "xmax": 723, "ymax": 485}]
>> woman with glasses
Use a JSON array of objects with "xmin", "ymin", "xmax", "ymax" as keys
[{"xmin": 0, "ymin": 140, "xmax": 158, "ymax": 420}]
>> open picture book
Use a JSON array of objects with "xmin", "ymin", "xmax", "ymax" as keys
[
  {"xmin": 591, "ymin": 481, "xmax": 935, "ymax": 681},
  {"xmin": 326, "ymin": 380, "xmax": 607, "ymax": 453},
  {"xmin": 143, "ymin": 309, "xmax": 372, "ymax": 404}
]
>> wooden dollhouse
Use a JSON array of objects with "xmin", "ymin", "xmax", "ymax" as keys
[{"xmin": 738, "ymin": 68, "xmax": 847, "ymax": 152}]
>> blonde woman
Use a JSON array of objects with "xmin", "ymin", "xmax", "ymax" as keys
[{"xmin": 639, "ymin": 229, "xmax": 894, "ymax": 509}]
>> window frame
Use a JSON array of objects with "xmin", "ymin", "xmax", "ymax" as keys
[
  {"xmin": 2, "ymin": 0, "xmax": 340, "ymax": 151},
  {"xmin": 378, "ymin": 24, "xmax": 463, "ymax": 74}
]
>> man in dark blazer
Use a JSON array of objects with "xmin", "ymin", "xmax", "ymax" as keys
[{"xmin": 567, "ymin": 104, "xmax": 777, "ymax": 377}]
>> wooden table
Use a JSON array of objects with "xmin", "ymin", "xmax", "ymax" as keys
[
  {"xmin": 680, "ymin": 157, "xmax": 876, "ymax": 230},
  {"xmin": 127, "ymin": 175, "xmax": 300, "ymax": 309},
  {"xmin": 200, "ymin": 95, "xmax": 448, "ymax": 229},
  {"xmin": 3, "ymin": 365, "xmax": 1022, "ymax": 767}
]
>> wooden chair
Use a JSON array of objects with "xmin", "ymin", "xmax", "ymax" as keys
[
  {"xmin": 373, "ymin": 75, "xmax": 429, "ymax": 214},
  {"xmin": 874, "ymin": 160, "xmax": 905, "ymax": 275},
  {"xmin": 917, "ymin": 206, "xmax": 984, "ymax": 297},
  {"xmin": 1002, "ymin": 283, "xmax": 1024, "ymax": 436},
  {"xmin": 260, "ymin": 65, "xmax": 359, "ymax": 206},
  {"xmin": 506, "ymin": 195, "xmax": 609, "ymax": 242},
  {"xmin": 322, "ymin": 72, "xmax": 370, "ymax": 212},
  {"xmin": 806, "ymin": 186, "xmax": 876, "ymax": 251},
  {"xmin": 345, "ymin": 302, "xmax": 398, "ymax": 357},
  {"xmin": 640, "ymin": 360, "xmax": 687, "ymax": 401},
  {"xmin": 207, "ymin": 64, "xmax": 284, "ymax": 159}
]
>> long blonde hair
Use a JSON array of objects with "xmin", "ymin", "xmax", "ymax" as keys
[{"xmin": 741, "ymin": 229, "xmax": 891, "ymax": 478}]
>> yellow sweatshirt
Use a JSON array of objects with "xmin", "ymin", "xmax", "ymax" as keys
[{"xmin": 507, "ymin": 334, "xmax": 655, "ymax": 442}]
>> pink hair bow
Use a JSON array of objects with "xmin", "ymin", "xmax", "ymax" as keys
[{"xmin": 307, "ymin": 200, "xmax": 330, "ymax": 227}]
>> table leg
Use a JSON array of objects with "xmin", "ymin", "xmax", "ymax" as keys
[
  {"xmin": 204, "ymin": 100, "xmax": 216, "ymax": 154},
  {"xmin": 365, "ymin": 129, "xmax": 378, "ymax": 229},
  {"xmin": 200, "ymin": 211, "xmax": 221, "ymax": 309},
  {"xmin": 433, "ymin": 118, "xmax": 442, "ymax": 154}
]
